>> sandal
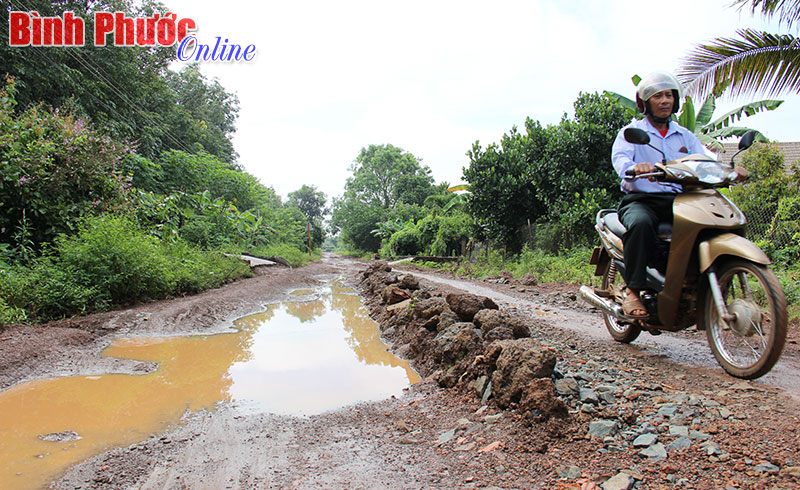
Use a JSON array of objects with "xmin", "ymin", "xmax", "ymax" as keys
[{"xmin": 623, "ymin": 292, "xmax": 648, "ymax": 318}]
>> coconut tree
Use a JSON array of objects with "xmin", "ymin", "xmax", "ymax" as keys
[{"xmin": 679, "ymin": 1, "xmax": 800, "ymax": 98}]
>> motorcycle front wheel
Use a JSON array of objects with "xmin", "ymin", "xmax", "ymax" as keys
[
  {"xmin": 601, "ymin": 260, "xmax": 641, "ymax": 343},
  {"xmin": 703, "ymin": 259, "xmax": 787, "ymax": 379}
]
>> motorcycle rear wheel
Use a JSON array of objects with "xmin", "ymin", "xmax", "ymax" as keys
[
  {"xmin": 704, "ymin": 259, "xmax": 787, "ymax": 379},
  {"xmin": 602, "ymin": 260, "xmax": 641, "ymax": 343}
]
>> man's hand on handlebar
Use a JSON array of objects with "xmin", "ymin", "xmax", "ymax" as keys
[{"xmin": 626, "ymin": 162, "xmax": 657, "ymax": 181}]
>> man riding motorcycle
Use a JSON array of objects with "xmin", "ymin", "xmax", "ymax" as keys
[{"xmin": 611, "ymin": 71, "xmax": 747, "ymax": 318}]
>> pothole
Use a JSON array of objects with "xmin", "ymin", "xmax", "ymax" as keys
[{"xmin": 0, "ymin": 280, "xmax": 417, "ymax": 489}]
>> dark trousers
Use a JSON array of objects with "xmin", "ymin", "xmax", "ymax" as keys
[{"xmin": 617, "ymin": 193, "xmax": 676, "ymax": 291}]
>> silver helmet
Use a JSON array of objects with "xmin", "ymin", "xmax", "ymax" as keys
[{"xmin": 635, "ymin": 71, "xmax": 682, "ymax": 115}]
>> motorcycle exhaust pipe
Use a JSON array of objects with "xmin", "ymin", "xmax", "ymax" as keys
[{"xmin": 578, "ymin": 285, "xmax": 630, "ymax": 320}]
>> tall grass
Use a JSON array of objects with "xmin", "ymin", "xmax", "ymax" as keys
[
  {"xmin": 415, "ymin": 246, "xmax": 595, "ymax": 285},
  {"xmin": 0, "ymin": 215, "xmax": 252, "ymax": 324}
]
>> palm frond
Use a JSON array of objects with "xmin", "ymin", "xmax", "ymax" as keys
[
  {"xmin": 733, "ymin": 0, "xmax": 800, "ymax": 29},
  {"xmin": 704, "ymin": 126, "xmax": 767, "ymax": 141},
  {"xmin": 698, "ymin": 133, "xmax": 724, "ymax": 152},
  {"xmin": 679, "ymin": 29, "xmax": 800, "ymax": 98},
  {"xmin": 679, "ymin": 96, "xmax": 697, "ymax": 131}
]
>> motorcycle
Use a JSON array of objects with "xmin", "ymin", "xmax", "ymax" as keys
[{"xmin": 579, "ymin": 128, "xmax": 787, "ymax": 379}]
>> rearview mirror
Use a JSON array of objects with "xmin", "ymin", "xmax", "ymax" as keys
[
  {"xmin": 624, "ymin": 128, "xmax": 650, "ymax": 145},
  {"xmin": 739, "ymin": 130, "xmax": 757, "ymax": 151}
]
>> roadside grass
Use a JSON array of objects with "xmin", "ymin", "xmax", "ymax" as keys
[
  {"xmin": 248, "ymin": 244, "xmax": 321, "ymax": 268},
  {"xmin": 775, "ymin": 265, "xmax": 800, "ymax": 324},
  {"xmin": 336, "ymin": 248, "xmax": 376, "ymax": 260},
  {"xmin": 0, "ymin": 215, "xmax": 252, "ymax": 325},
  {"xmin": 414, "ymin": 246, "xmax": 596, "ymax": 285}
]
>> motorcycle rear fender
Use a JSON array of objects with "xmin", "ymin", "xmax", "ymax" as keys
[
  {"xmin": 698, "ymin": 233, "xmax": 771, "ymax": 273},
  {"xmin": 590, "ymin": 246, "xmax": 610, "ymax": 276}
]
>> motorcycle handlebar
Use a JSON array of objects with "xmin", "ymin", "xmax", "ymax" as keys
[{"xmin": 625, "ymin": 168, "xmax": 664, "ymax": 180}]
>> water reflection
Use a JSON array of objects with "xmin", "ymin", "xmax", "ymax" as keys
[
  {"xmin": 228, "ymin": 284, "xmax": 420, "ymax": 415},
  {"xmin": 0, "ymin": 281, "xmax": 418, "ymax": 490}
]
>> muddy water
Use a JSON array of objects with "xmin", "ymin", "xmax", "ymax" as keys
[{"xmin": 0, "ymin": 282, "xmax": 417, "ymax": 490}]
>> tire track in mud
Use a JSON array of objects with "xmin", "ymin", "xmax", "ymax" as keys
[{"xmin": 401, "ymin": 269, "xmax": 800, "ymax": 399}]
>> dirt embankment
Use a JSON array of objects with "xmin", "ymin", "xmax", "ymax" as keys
[{"xmin": 1, "ymin": 255, "xmax": 799, "ymax": 490}]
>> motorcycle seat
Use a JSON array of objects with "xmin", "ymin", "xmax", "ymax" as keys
[
  {"xmin": 603, "ymin": 212, "xmax": 628, "ymax": 238},
  {"xmin": 602, "ymin": 212, "xmax": 673, "ymax": 240}
]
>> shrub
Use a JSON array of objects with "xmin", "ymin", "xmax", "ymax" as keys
[
  {"xmin": 0, "ymin": 295, "xmax": 28, "ymax": 326},
  {"xmin": 250, "ymin": 243, "xmax": 320, "ymax": 268},
  {"xmin": 0, "ymin": 78, "xmax": 130, "ymax": 249},
  {"xmin": 162, "ymin": 241, "xmax": 251, "ymax": 293},
  {"xmin": 388, "ymin": 221, "xmax": 421, "ymax": 256},
  {"xmin": 0, "ymin": 258, "xmax": 102, "ymax": 320},
  {"xmin": 55, "ymin": 215, "xmax": 173, "ymax": 303}
]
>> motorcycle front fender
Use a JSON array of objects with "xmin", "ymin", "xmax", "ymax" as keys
[{"xmin": 698, "ymin": 233, "xmax": 771, "ymax": 273}]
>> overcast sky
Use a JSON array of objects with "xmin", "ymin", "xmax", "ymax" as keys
[{"xmin": 165, "ymin": 0, "xmax": 798, "ymax": 202}]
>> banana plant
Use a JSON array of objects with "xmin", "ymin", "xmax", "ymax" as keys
[
  {"xmin": 444, "ymin": 184, "xmax": 471, "ymax": 213},
  {"xmin": 678, "ymin": 94, "xmax": 781, "ymax": 151},
  {"xmin": 371, "ymin": 219, "xmax": 404, "ymax": 239}
]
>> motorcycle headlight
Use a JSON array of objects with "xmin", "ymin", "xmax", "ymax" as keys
[{"xmin": 684, "ymin": 160, "xmax": 730, "ymax": 184}]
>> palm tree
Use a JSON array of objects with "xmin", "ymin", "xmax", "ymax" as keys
[{"xmin": 679, "ymin": 1, "xmax": 800, "ymax": 98}]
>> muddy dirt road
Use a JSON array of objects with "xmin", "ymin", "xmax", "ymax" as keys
[{"xmin": 1, "ymin": 254, "xmax": 798, "ymax": 490}]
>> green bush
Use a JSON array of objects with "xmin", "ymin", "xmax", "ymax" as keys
[
  {"xmin": 0, "ymin": 79, "xmax": 130, "ymax": 250},
  {"xmin": 0, "ymin": 295, "xmax": 28, "ymax": 326},
  {"xmin": 0, "ymin": 258, "xmax": 102, "ymax": 321},
  {"xmin": 388, "ymin": 221, "xmax": 421, "ymax": 256},
  {"xmin": 162, "ymin": 241, "xmax": 251, "ymax": 293},
  {"xmin": 55, "ymin": 215, "xmax": 173, "ymax": 303},
  {"xmin": 250, "ymin": 243, "xmax": 320, "ymax": 268},
  {"xmin": 432, "ymin": 212, "xmax": 471, "ymax": 256},
  {"xmin": 0, "ymin": 214, "xmax": 253, "ymax": 322}
]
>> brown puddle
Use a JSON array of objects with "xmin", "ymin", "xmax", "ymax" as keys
[{"xmin": 0, "ymin": 282, "xmax": 418, "ymax": 490}]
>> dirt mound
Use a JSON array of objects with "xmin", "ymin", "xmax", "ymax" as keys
[{"xmin": 358, "ymin": 260, "xmax": 568, "ymax": 425}]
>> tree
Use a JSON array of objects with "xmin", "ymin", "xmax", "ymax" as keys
[
  {"xmin": 332, "ymin": 144, "xmax": 434, "ymax": 252},
  {"xmin": 288, "ymin": 185, "xmax": 327, "ymax": 248},
  {"xmin": 288, "ymin": 185, "xmax": 327, "ymax": 222},
  {"xmin": 679, "ymin": 1, "xmax": 800, "ymax": 98},
  {"xmin": 330, "ymin": 197, "xmax": 387, "ymax": 252},
  {"xmin": 346, "ymin": 144, "xmax": 434, "ymax": 208},
  {"xmin": 0, "ymin": 0, "xmax": 240, "ymax": 162},
  {"xmin": 166, "ymin": 66, "xmax": 240, "ymax": 163},
  {"xmin": 464, "ymin": 122, "xmax": 545, "ymax": 252},
  {"xmin": 463, "ymin": 93, "xmax": 629, "ymax": 253}
]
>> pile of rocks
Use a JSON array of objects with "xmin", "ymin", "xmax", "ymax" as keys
[{"xmin": 358, "ymin": 261, "xmax": 567, "ymax": 424}]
